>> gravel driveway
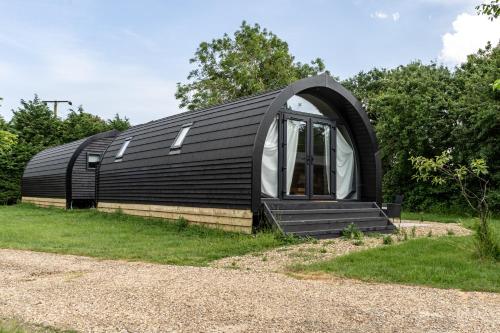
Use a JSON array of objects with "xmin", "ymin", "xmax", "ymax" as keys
[{"xmin": 1, "ymin": 249, "xmax": 499, "ymax": 333}]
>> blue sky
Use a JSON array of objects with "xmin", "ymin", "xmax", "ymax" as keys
[{"xmin": 1, "ymin": 0, "xmax": 498, "ymax": 124}]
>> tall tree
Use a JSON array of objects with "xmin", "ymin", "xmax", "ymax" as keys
[
  {"xmin": 452, "ymin": 42, "xmax": 500, "ymax": 212},
  {"xmin": 9, "ymin": 95, "xmax": 62, "ymax": 149},
  {"xmin": 61, "ymin": 106, "xmax": 110, "ymax": 143},
  {"xmin": 0, "ymin": 130, "xmax": 19, "ymax": 204},
  {"xmin": 107, "ymin": 113, "xmax": 131, "ymax": 132},
  {"xmin": 176, "ymin": 21, "xmax": 326, "ymax": 110}
]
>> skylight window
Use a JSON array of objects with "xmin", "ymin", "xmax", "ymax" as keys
[
  {"xmin": 115, "ymin": 138, "xmax": 132, "ymax": 160},
  {"xmin": 87, "ymin": 153, "xmax": 101, "ymax": 169},
  {"xmin": 171, "ymin": 124, "xmax": 192, "ymax": 149}
]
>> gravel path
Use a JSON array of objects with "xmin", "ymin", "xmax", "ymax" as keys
[{"xmin": 1, "ymin": 248, "xmax": 499, "ymax": 333}]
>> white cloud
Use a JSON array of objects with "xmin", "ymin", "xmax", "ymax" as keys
[
  {"xmin": 371, "ymin": 10, "xmax": 400, "ymax": 21},
  {"xmin": 0, "ymin": 27, "xmax": 180, "ymax": 124},
  {"xmin": 371, "ymin": 11, "xmax": 388, "ymax": 19},
  {"xmin": 439, "ymin": 13, "xmax": 500, "ymax": 65}
]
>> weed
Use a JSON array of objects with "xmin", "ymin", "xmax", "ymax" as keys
[
  {"xmin": 319, "ymin": 248, "xmax": 327, "ymax": 253},
  {"xmin": 427, "ymin": 230, "xmax": 433, "ymax": 237},
  {"xmin": 447, "ymin": 229, "xmax": 455, "ymax": 236},
  {"xmin": 383, "ymin": 235, "xmax": 393, "ymax": 245},
  {"xmin": 402, "ymin": 228, "xmax": 408, "ymax": 241},
  {"xmin": 174, "ymin": 217, "xmax": 189, "ymax": 232},
  {"xmin": 352, "ymin": 239, "xmax": 364, "ymax": 246},
  {"xmin": 342, "ymin": 223, "xmax": 364, "ymax": 240},
  {"xmin": 262, "ymin": 255, "xmax": 268, "ymax": 262},
  {"xmin": 411, "ymin": 226, "xmax": 417, "ymax": 238},
  {"xmin": 274, "ymin": 231, "xmax": 302, "ymax": 245},
  {"xmin": 473, "ymin": 218, "xmax": 500, "ymax": 260}
]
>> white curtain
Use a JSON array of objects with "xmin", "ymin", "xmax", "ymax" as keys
[
  {"xmin": 324, "ymin": 126, "xmax": 331, "ymax": 193},
  {"xmin": 336, "ymin": 129, "xmax": 354, "ymax": 199},
  {"xmin": 286, "ymin": 120, "xmax": 301, "ymax": 195},
  {"xmin": 261, "ymin": 118, "xmax": 279, "ymax": 197}
]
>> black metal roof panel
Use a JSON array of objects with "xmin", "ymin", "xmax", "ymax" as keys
[{"xmin": 22, "ymin": 130, "xmax": 119, "ymax": 201}]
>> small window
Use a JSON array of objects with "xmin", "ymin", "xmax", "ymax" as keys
[
  {"xmin": 170, "ymin": 123, "xmax": 192, "ymax": 150},
  {"xmin": 115, "ymin": 138, "xmax": 132, "ymax": 160},
  {"xmin": 87, "ymin": 153, "xmax": 101, "ymax": 169}
]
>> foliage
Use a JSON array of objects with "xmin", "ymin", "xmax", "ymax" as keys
[
  {"xmin": 61, "ymin": 106, "xmax": 111, "ymax": 143},
  {"xmin": 411, "ymin": 151, "xmax": 499, "ymax": 260},
  {"xmin": 9, "ymin": 95, "xmax": 63, "ymax": 148},
  {"xmin": 176, "ymin": 21, "xmax": 326, "ymax": 110},
  {"xmin": 476, "ymin": 0, "xmax": 500, "ymax": 20},
  {"xmin": 0, "ymin": 131, "xmax": 19, "ymax": 204},
  {"xmin": 0, "ymin": 204, "xmax": 291, "ymax": 266},
  {"xmin": 0, "ymin": 114, "xmax": 8, "ymax": 130},
  {"xmin": 383, "ymin": 235, "xmax": 393, "ymax": 245},
  {"xmin": 0, "ymin": 96, "xmax": 131, "ymax": 204},
  {"xmin": 343, "ymin": 42, "xmax": 500, "ymax": 213},
  {"xmin": 106, "ymin": 113, "xmax": 131, "ymax": 131}
]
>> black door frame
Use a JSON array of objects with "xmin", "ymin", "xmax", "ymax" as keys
[{"xmin": 279, "ymin": 110, "xmax": 336, "ymax": 200}]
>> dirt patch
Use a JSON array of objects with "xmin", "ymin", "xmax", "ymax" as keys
[{"xmin": 1, "ymin": 224, "xmax": 497, "ymax": 333}]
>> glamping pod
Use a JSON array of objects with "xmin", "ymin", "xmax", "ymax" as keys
[
  {"xmin": 22, "ymin": 130, "xmax": 119, "ymax": 209},
  {"xmin": 97, "ymin": 74, "xmax": 394, "ymax": 236}
]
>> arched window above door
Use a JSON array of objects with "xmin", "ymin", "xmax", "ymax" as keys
[{"xmin": 286, "ymin": 95, "xmax": 323, "ymax": 115}]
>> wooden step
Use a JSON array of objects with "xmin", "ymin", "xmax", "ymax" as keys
[
  {"xmin": 280, "ymin": 217, "xmax": 389, "ymax": 232},
  {"xmin": 272, "ymin": 208, "xmax": 382, "ymax": 221},
  {"xmin": 290, "ymin": 224, "xmax": 396, "ymax": 238},
  {"xmin": 265, "ymin": 201, "xmax": 375, "ymax": 210},
  {"xmin": 261, "ymin": 200, "xmax": 395, "ymax": 239}
]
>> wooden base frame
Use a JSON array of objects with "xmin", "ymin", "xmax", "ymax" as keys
[
  {"xmin": 98, "ymin": 202, "xmax": 253, "ymax": 234},
  {"xmin": 22, "ymin": 196, "xmax": 66, "ymax": 209}
]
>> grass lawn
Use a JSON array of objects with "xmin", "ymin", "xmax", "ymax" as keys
[
  {"xmin": 0, "ymin": 204, "xmax": 293, "ymax": 266},
  {"xmin": 402, "ymin": 211, "xmax": 491, "ymax": 227},
  {"xmin": 0, "ymin": 318, "xmax": 74, "ymax": 333},
  {"xmin": 290, "ymin": 215, "xmax": 500, "ymax": 293}
]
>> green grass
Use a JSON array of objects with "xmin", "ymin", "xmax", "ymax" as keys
[
  {"xmin": 0, "ymin": 318, "xmax": 74, "ymax": 333},
  {"xmin": 0, "ymin": 204, "xmax": 294, "ymax": 266},
  {"xmin": 290, "ymin": 215, "xmax": 500, "ymax": 293},
  {"xmin": 402, "ymin": 211, "xmax": 499, "ymax": 228},
  {"xmin": 290, "ymin": 236, "xmax": 500, "ymax": 292}
]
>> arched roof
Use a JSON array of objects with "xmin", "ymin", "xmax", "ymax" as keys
[
  {"xmin": 98, "ymin": 74, "xmax": 381, "ymax": 211},
  {"xmin": 251, "ymin": 73, "xmax": 381, "ymax": 210},
  {"xmin": 22, "ymin": 130, "xmax": 119, "ymax": 204}
]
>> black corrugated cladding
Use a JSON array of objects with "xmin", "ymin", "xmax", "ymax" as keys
[
  {"xmin": 71, "ymin": 136, "xmax": 116, "ymax": 200},
  {"xmin": 23, "ymin": 138, "xmax": 87, "ymax": 199},
  {"xmin": 98, "ymin": 89, "xmax": 283, "ymax": 209},
  {"xmin": 98, "ymin": 74, "xmax": 383, "ymax": 213},
  {"xmin": 22, "ymin": 130, "xmax": 119, "ymax": 207}
]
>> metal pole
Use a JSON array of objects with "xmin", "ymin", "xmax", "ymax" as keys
[{"xmin": 53, "ymin": 102, "xmax": 58, "ymax": 118}]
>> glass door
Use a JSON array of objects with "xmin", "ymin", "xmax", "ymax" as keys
[
  {"xmin": 283, "ymin": 116, "xmax": 308, "ymax": 199},
  {"xmin": 311, "ymin": 122, "xmax": 334, "ymax": 199},
  {"xmin": 282, "ymin": 113, "xmax": 335, "ymax": 199}
]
